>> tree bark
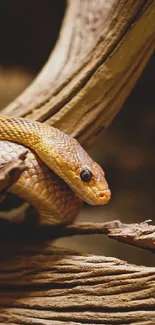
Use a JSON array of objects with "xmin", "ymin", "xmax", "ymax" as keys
[
  {"xmin": 1, "ymin": 0, "xmax": 155, "ymax": 147},
  {"xmin": 0, "ymin": 243, "xmax": 155, "ymax": 325}
]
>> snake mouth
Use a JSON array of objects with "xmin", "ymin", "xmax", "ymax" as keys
[
  {"xmin": 97, "ymin": 188, "xmax": 111, "ymax": 205},
  {"xmin": 77, "ymin": 188, "xmax": 111, "ymax": 206}
]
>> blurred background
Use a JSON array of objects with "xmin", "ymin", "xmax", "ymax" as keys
[{"xmin": 0, "ymin": 0, "xmax": 154, "ymax": 266}]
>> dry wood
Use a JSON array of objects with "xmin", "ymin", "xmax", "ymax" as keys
[
  {"xmin": 0, "ymin": 243, "xmax": 155, "ymax": 325},
  {"xmin": 0, "ymin": 1, "xmax": 155, "ymax": 324},
  {"xmin": 2, "ymin": 0, "xmax": 155, "ymax": 147},
  {"xmin": 1, "ymin": 219, "xmax": 154, "ymax": 253},
  {"xmin": 48, "ymin": 219, "xmax": 155, "ymax": 253},
  {"xmin": 0, "ymin": 151, "xmax": 27, "ymax": 196}
]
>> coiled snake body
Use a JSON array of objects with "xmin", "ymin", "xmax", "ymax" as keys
[{"xmin": 0, "ymin": 116, "xmax": 111, "ymax": 225}]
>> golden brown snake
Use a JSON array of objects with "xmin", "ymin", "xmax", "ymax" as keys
[{"xmin": 0, "ymin": 116, "xmax": 111, "ymax": 225}]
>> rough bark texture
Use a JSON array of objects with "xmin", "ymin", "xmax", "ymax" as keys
[
  {"xmin": 0, "ymin": 244, "xmax": 155, "ymax": 325},
  {"xmin": 0, "ymin": 0, "xmax": 155, "ymax": 324}
]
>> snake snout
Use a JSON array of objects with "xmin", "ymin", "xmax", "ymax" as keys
[{"xmin": 98, "ymin": 188, "xmax": 111, "ymax": 204}]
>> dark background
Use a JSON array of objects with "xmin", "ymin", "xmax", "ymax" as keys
[{"xmin": 0, "ymin": 1, "xmax": 154, "ymax": 266}]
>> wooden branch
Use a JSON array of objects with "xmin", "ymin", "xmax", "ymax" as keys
[
  {"xmin": 0, "ymin": 151, "xmax": 28, "ymax": 196},
  {"xmin": 53, "ymin": 219, "xmax": 155, "ymax": 253},
  {"xmin": 0, "ymin": 243, "xmax": 155, "ymax": 324},
  {"xmin": 1, "ymin": 0, "xmax": 155, "ymax": 147},
  {"xmin": 0, "ymin": 219, "xmax": 154, "ymax": 253}
]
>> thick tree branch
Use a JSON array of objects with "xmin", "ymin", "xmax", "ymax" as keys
[
  {"xmin": 1, "ymin": 0, "xmax": 155, "ymax": 147},
  {"xmin": 0, "ymin": 244, "xmax": 155, "ymax": 324}
]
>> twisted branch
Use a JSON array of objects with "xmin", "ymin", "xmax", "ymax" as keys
[{"xmin": 2, "ymin": 0, "xmax": 155, "ymax": 147}]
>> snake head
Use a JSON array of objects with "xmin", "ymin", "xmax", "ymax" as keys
[
  {"xmin": 56, "ymin": 137, "xmax": 111, "ymax": 206},
  {"xmin": 68, "ymin": 161, "xmax": 111, "ymax": 205},
  {"xmin": 80, "ymin": 164, "xmax": 111, "ymax": 205}
]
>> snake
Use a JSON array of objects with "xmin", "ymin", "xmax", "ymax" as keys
[{"xmin": 0, "ymin": 116, "xmax": 111, "ymax": 225}]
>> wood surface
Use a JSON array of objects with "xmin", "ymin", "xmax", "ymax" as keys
[
  {"xmin": 0, "ymin": 242, "xmax": 154, "ymax": 325},
  {"xmin": 0, "ymin": 1, "xmax": 155, "ymax": 324}
]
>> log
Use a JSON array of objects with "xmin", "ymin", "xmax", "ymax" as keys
[
  {"xmin": 0, "ymin": 243, "xmax": 155, "ymax": 325},
  {"xmin": 1, "ymin": 0, "xmax": 155, "ymax": 147}
]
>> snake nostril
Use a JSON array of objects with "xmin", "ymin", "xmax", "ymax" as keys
[{"xmin": 100, "ymin": 189, "xmax": 111, "ymax": 200}]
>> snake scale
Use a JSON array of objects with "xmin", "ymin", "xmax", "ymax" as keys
[{"xmin": 0, "ymin": 116, "xmax": 111, "ymax": 225}]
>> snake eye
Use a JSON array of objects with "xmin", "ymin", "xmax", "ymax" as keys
[{"xmin": 80, "ymin": 169, "xmax": 92, "ymax": 182}]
